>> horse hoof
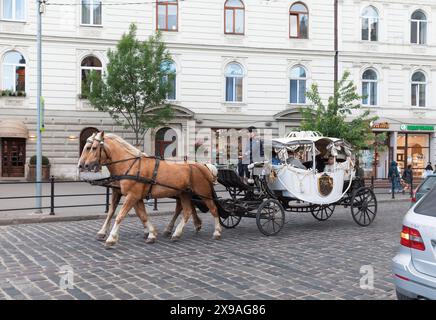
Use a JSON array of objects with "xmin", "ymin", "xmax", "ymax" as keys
[
  {"xmin": 212, "ymin": 234, "xmax": 221, "ymax": 240},
  {"xmin": 171, "ymin": 235, "xmax": 180, "ymax": 242},
  {"xmin": 104, "ymin": 240, "xmax": 117, "ymax": 248},
  {"xmin": 145, "ymin": 238, "xmax": 156, "ymax": 244},
  {"xmin": 195, "ymin": 225, "xmax": 202, "ymax": 233},
  {"xmin": 96, "ymin": 233, "xmax": 106, "ymax": 241},
  {"xmin": 163, "ymin": 230, "xmax": 172, "ymax": 237},
  {"xmin": 143, "ymin": 233, "xmax": 149, "ymax": 239}
]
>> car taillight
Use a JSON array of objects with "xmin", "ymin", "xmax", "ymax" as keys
[{"xmin": 400, "ymin": 225, "xmax": 426, "ymax": 251}]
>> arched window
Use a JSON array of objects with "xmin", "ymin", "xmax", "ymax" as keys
[
  {"xmin": 80, "ymin": 56, "xmax": 102, "ymax": 96},
  {"xmin": 361, "ymin": 6, "xmax": 378, "ymax": 41},
  {"xmin": 2, "ymin": 51, "xmax": 26, "ymax": 93},
  {"xmin": 81, "ymin": 0, "xmax": 102, "ymax": 25},
  {"xmin": 162, "ymin": 60, "xmax": 176, "ymax": 100},
  {"xmin": 362, "ymin": 69, "xmax": 378, "ymax": 106},
  {"xmin": 289, "ymin": 2, "xmax": 308, "ymax": 39},
  {"xmin": 411, "ymin": 71, "xmax": 426, "ymax": 107},
  {"xmin": 224, "ymin": 0, "xmax": 245, "ymax": 35},
  {"xmin": 157, "ymin": 0, "xmax": 178, "ymax": 31},
  {"xmin": 79, "ymin": 127, "xmax": 98, "ymax": 156},
  {"xmin": 155, "ymin": 127, "xmax": 177, "ymax": 158},
  {"xmin": 225, "ymin": 62, "xmax": 244, "ymax": 102},
  {"xmin": 411, "ymin": 10, "xmax": 427, "ymax": 44},
  {"xmin": 2, "ymin": 0, "xmax": 25, "ymax": 21},
  {"xmin": 289, "ymin": 66, "xmax": 307, "ymax": 104}
]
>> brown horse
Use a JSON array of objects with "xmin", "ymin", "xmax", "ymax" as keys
[
  {"xmin": 81, "ymin": 131, "xmax": 221, "ymax": 247},
  {"xmin": 77, "ymin": 133, "xmax": 205, "ymax": 241}
]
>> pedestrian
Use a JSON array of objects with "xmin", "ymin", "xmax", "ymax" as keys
[
  {"xmin": 423, "ymin": 162, "xmax": 434, "ymax": 178},
  {"xmin": 388, "ymin": 161, "xmax": 402, "ymax": 193},
  {"xmin": 401, "ymin": 164, "xmax": 413, "ymax": 193},
  {"xmin": 354, "ymin": 159, "xmax": 365, "ymax": 188}
]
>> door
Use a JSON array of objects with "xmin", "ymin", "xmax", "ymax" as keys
[
  {"xmin": 1, "ymin": 138, "xmax": 26, "ymax": 177},
  {"xmin": 79, "ymin": 127, "xmax": 98, "ymax": 156}
]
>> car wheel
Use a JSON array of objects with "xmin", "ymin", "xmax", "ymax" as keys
[{"xmin": 396, "ymin": 290, "xmax": 415, "ymax": 300}]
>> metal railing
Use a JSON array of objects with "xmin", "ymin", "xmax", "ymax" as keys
[{"xmin": 0, "ymin": 176, "xmax": 416, "ymax": 215}]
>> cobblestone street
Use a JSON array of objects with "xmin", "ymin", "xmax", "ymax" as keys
[{"xmin": 0, "ymin": 201, "xmax": 408, "ymax": 300}]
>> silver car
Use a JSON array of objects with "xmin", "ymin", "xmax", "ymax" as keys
[{"xmin": 392, "ymin": 186, "xmax": 436, "ymax": 300}]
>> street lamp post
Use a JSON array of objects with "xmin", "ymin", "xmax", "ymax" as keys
[{"xmin": 35, "ymin": 0, "xmax": 43, "ymax": 213}]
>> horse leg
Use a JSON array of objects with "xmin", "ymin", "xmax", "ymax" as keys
[
  {"xmin": 163, "ymin": 198, "xmax": 182, "ymax": 237},
  {"xmin": 105, "ymin": 195, "xmax": 137, "ymax": 248},
  {"xmin": 171, "ymin": 194, "xmax": 192, "ymax": 242},
  {"xmin": 96, "ymin": 188, "xmax": 122, "ymax": 241},
  {"xmin": 133, "ymin": 200, "xmax": 157, "ymax": 244},
  {"xmin": 202, "ymin": 199, "xmax": 222, "ymax": 240},
  {"xmin": 191, "ymin": 203, "xmax": 202, "ymax": 233}
]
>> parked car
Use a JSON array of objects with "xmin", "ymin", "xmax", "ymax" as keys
[
  {"xmin": 392, "ymin": 185, "xmax": 436, "ymax": 300},
  {"xmin": 411, "ymin": 174, "xmax": 436, "ymax": 204}
]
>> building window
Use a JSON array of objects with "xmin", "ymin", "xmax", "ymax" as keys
[
  {"xmin": 81, "ymin": 0, "xmax": 102, "ymax": 25},
  {"xmin": 162, "ymin": 60, "xmax": 176, "ymax": 100},
  {"xmin": 157, "ymin": 0, "xmax": 178, "ymax": 31},
  {"xmin": 225, "ymin": 62, "xmax": 243, "ymax": 102},
  {"xmin": 411, "ymin": 71, "xmax": 426, "ymax": 107},
  {"xmin": 411, "ymin": 10, "xmax": 427, "ymax": 44},
  {"xmin": 362, "ymin": 69, "xmax": 378, "ymax": 106},
  {"xmin": 2, "ymin": 0, "xmax": 24, "ymax": 21},
  {"xmin": 289, "ymin": 2, "xmax": 308, "ymax": 39},
  {"xmin": 289, "ymin": 66, "xmax": 307, "ymax": 104},
  {"xmin": 81, "ymin": 56, "xmax": 102, "ymax": 96},
  {"xmin": 224, "ymin": 0, "xmax": 244, "ymax": 35},
  {"xmin": 361, "ymin": 6, "xmax": 378, "ymax": 41},
  {"xmin": 2, "ymin": 51, "xmax": 25, "ymax": 93}
]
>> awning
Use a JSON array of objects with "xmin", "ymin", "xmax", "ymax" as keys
[{"xmin": 0, "ymin": 120, "xmax": 29, "ymax": 138}]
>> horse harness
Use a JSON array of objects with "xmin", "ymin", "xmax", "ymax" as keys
[{"xmin": 87, "ymin": 135, "xmax": 211, "ymax": 200}]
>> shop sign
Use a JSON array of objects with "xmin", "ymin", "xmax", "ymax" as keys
[
  {"xmin": 372, "ymin": 122, "xmax": 390, "ymax": 129},
  {"xmin": 400, "ymin": 124, "xmax": 435, "ymax": 132}
]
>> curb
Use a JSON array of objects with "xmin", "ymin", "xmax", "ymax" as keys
[
  {"xmin": 0, "ymin": 199, "xmax": 410, "ymax": 226},
  {"xmin": 0, "ymin": 210, "xmax": 175, "ymax": 227}
]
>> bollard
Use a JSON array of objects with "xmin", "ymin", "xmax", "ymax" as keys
[
  {"xmin": 371, "ymin": 176, "xmax": 374, "ymax": 190},
  {"xmin": 105, "ymin": 187, "xmax": 110, "ymax": 213},
  {"xmin": 49, "ymin": 176, "xmax": 55, "ymax": 215},
  {"xmin": 154, "ymin": 198, "xmax": 158, "ymax": 211}
]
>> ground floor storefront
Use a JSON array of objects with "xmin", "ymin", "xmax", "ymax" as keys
[{"xmin": 361, "ymin": 121, "xmax": 436, "ymax": 179}]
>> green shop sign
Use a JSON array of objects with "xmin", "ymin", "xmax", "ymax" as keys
[{"xmin": 400, "ymin": 124, "xmax": 435, "ymax": 132}]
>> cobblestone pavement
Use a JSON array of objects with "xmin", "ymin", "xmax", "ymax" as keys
[{"xmin": 0, "ymin": 201, "xmax": 409, "ymax": 300}]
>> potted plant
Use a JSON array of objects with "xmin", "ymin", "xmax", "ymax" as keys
[{"xmin": 27, "ymin": 155, "xmax": 51, "ymax": 181}]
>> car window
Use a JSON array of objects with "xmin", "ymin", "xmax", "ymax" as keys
[
  {"xmin": 415, "ymin": 185, "xmax": 436, "ymax": 217},
  {"xmin": 418, "ymin": 176, "xmax": 436, "ymax": 193}
]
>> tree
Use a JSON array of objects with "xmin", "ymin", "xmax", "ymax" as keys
[
  {"xmin": 300, "ymin": 71, "xmax": 384, "ymax": 151},
  {"xmin": 86, "ymin": 24, "xmax": 174, "ymax": 147}
]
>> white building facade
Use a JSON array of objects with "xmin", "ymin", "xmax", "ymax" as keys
[{"xmin": 0, "ymin": 0, "xmax": 434, "ymax": 179}]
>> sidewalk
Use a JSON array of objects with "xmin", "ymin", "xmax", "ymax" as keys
[{"xmin": 0, "ymin": 181, "xmax": 411, "ymax": 226}]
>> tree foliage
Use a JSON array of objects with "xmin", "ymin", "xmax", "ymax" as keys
[
  {"xmin": 86, "ymin": 23, "xmax": 175, "ymax": 147},
  {"xmin": 300, "ymin": 71, "xmax": 384, "ymax": 151}
]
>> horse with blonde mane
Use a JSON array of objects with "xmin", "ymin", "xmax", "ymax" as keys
[
  {"xmin": 80, "ymin": 131, "xmax": 222, "ymax": 247},
  {"xmin": 77, "ymin": 133, "xmax": 212, "ymax": 241}
]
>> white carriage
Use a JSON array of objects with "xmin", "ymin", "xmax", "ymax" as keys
[{"xmin": 217, "ymin": 131, "xmax": 377, "ymax": 236}]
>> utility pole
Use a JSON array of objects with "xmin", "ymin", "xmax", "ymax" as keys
[{"xmin": 35, "ymin": 0, "xmax": 44, "ymax": 213}]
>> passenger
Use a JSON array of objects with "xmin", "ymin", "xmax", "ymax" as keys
[
  {"xmin": 286, "ymin": 151, "xmax": 306, "ymax": 170},
  {"xmin": 323, "ymin": 156, "xmax": 335, "ymax": 173},
  {"xmin": 271, "ymin": 150, "xmax": 281, "ymax": 165}
]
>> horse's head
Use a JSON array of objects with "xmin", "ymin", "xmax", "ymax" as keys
[
  {"xmin": 78, "ymin": 132, "xmax": 97, "ymax": 171},
  {"xmin": 82, "ymin": 131, "xmax": 109, "ymax": 172}
]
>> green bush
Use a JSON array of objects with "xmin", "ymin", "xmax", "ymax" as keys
[{"xmin": 29, "ymin": 155, "xmax": 50, "ymax": 166}]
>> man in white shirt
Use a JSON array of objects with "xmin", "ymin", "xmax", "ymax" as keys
[{"xmin": 323, "ymin": 156, "xmax": 335, "ymax": 173}]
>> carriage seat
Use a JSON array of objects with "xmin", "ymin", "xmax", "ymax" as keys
[{"xmin": 217, "ymin": 169, "xmax": 249, "ymax": 190}]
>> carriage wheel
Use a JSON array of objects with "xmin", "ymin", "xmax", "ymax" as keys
[
  {"xmin": 256, "ymin": 199, "xmax": 285, "ymax": 236},
  {"xmin": 350, "ymin": 187, "xmax": 377, "ymax": 227},
  {"xmin": 311, "ymin": 204, "xmax": 336, "ymax": 221},
  {"xmin": 219, "ymin": 215, "xmax": 242, "ymax": 229}
]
